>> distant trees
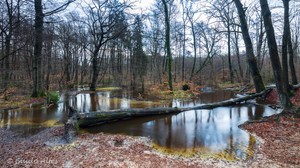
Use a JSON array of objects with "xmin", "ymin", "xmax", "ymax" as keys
[
  {"xmin": 145, "ymin": 6, "xmax": 164, "ymax": 85},
  {"xmin": 131, "ymin": 16, "xmax": 148, "ymax": 92},
  {"xmin": 1, "ymin": 0, "xmax": 22, "ymax": 92},
  {"xmin": 0, "ymin": 0, "xmax": 300, "ymax": 100},
  {"xmin": 211, "ymin": 0, "xmax": 235, "ymax": 83}
]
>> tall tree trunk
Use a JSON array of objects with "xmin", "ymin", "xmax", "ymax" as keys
[
  {"xmin": 189, "ymin": 16, "xmax": 197, "ymax": 80},
  {"xmin": 3, "ymin": 0, "xmax": 14, "ymax": 90},
  {"xmin": 45, "ymin": 38, "xmax": 53, "ymax": 91},
  {"xmin": 256, "ymin": 18, "xmax": 264, "ymax": 69},
  {"xmin": 284, "ymin": 0, "xmax": 298, "ymax": 85},
  {"xmin": 227, "ymin": 4, "xmax": 234, "ymax": 84},
  {"xmin": 32, "ymin": 0, "xmax": 44, "ymax": 97},
  {"xmin": 288, "ymin": 39, "xmax": 298, "ymax": 85},
  {"xmin": 233, "ymin": 0, "xmax": 265, "ymax": 93},
  {"xmin": 233, "ymin": 27, "xmax": 244, "ymax": 82},
  {"xmin": 162, "ymin": 0, "xmax": 173, "ymax": 91},
  {"xmin": 182, "ymin": 25, "xmax": 186, "ymax": 82},
  {"xmin": 259, "ymin": 0, "xmax": 292, "ymax": 108},
  {"xmin": 281, "ymin": 0, "xmax": 290, "ymax": 92},
  {"xmin": 227, "ymin": 25, "xmax": 233, "ymax": 83},
  {"xmin": 181, "ymin": 2, "xmax": 186, "ymax": 82},
  {"xmin": 90, "ymin": 48, "xmax": 100, "ymax": 91}
]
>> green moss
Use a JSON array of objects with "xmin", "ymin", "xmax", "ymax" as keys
[{"xmin": 46, "ymin": 91, "xmax": 60, "ymax": 104}]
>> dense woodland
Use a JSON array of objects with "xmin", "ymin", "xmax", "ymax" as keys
[{"xmin": 1, "ymin": 0, "xmax": 300, "ymax": 107}]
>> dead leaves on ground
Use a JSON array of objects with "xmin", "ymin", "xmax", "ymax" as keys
[{"xmin": 242, "ymin": 114, "xmax": 300, "ymax": 165}]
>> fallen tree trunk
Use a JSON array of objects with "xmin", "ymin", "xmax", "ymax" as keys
[{"xmin": 77, "ymin": 89, "xmax": 272, "ymax": 127}]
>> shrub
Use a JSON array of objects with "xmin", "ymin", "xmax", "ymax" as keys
[{"xmin": 47, "ymin": 91, "xmax": 60, "ymax": 104}]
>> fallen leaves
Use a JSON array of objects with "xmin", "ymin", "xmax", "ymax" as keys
[{"xmin": 242, "ymin": 113, "xmax": 300, "ymax": 165}]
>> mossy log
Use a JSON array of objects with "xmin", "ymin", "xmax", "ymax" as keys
[{"xmin": 77, "ymin": 89, "xmax": 271, "ymax": 127}]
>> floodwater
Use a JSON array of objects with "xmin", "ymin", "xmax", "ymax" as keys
[{"xmin": 0, "ymin": 88, "xmax": 278, "ymax": 160}]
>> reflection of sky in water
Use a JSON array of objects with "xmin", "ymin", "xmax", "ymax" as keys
[
  {"xmin": 140, "ymin": 108, "xmax": 247, "ymax": 150},
  {"xmin": 0, "ymin": 89, "xmax": 279, "ymax": 159},
  {"xmin": 86, "ymin": 102, "xmax": 278, "ymax": 160}
]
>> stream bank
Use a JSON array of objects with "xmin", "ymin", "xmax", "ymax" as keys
[{"xmin": 0, "ymin": 121, "xmax": 298, "ymax": 168}]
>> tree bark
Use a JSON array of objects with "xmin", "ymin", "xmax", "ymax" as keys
[
  {"xmin": 233, "ymin": 0, "xmax": 266, "ymax": 92},
  {"xmin": 90, "ymin": 49, "xmax": 100, "ymax": 91},
  {"xmin": 288, "ymin": 38, "xmax": 298, "ymax": 85},
  {"xmin": 256, "ymin": 18, "xmax": 265, "ymax": 69},
  {"xmin": 233, "ymin": 25, "xmax": 244, "ymax": 82},
  {"xmin": 3, "ymin": 0, "xmax": 13, "ymax": 90},
  {"xmin": 77, "ymin": 89, "xmax": 270, "ymax": 127},
  {"xmin": 227, "ymin": 24, "xmax": 234, "ymax": 83},
  {"xmin": 281, "ymin": 0, "xmax": 290, "ymax": 93},
  {"xmin": 259, "ymin": 0, "xmax": 292, "ymax": 108},
  {"xmin": 32, "ymin": 0, "xmax": 44, "ymax": 97},
  {"xmin": 284, "ymin": 0, "xmax": 298, "ymax": 85},
  {"xmin": 162, "ymin": 0, "xmax": 173, "ymax": 91}
]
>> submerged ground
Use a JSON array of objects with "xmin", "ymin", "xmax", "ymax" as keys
[{"xmin": 0, "ymin": 86, "xmax": 300, "ymax": 167}]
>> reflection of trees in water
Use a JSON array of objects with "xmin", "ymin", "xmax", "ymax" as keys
[
  {"xmin": 165, "ymin": 116, "xmax": 172, "ymax": 149},
  {"xmin": 254, "ymin": 105, "xmax": 264, "ymax": 120},
  {"xmin": 90, "ymin": 93, "xmax": 99, "ymax": 111},
  {"xmin": 246, "ymin": 135, "xmax": 256, "ymax": 160},
  {"xmin": 247, "ymin": 106, "xmax": 254, "ymax": 120},
  {"xmin": 199, "ymin": 90, "xmax": 235, "ymax": 103},
  {"xmin": 247, "ymin": 105, "xmax": 264, "ymax": 121}
]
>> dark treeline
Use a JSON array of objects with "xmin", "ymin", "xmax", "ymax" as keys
[{"xmin": 1, "ymin": 0, "xmax": 300, "ymax": 103}]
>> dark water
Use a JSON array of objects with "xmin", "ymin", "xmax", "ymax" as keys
[{"xmin": 0, "ymin": 89, "xmax": 278, "ymax": 160}]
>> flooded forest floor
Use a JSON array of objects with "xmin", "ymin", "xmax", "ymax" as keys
[{"xmin": 0, "ymin": 86, "xmax": 300, "ymax": 167}]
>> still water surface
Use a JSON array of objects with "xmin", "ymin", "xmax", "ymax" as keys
[{"xmin": 0, "ymin": 89, "xmax": 278, "ymax": 160}]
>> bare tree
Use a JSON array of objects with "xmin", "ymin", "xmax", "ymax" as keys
[
  {"xmin": 162, "ymin": 0, "xmax": 173, "ymax": 91},
  {"xmin": 32, "ymin": 0, "xmax": 74, "ymax": 97},
  {"xmin": 259, "ymin": 0, "xmax": 292, "ymax": 108},
  {"xmin": 281, "ymin": 0, "xmax": 298, "ymax": 85},
  {"xmin": 192, "ymin": 22, "xmax": 221, "ymax": 79},
  {"xmin": 233, "ymin": 0, "xmax": 265, "ymax": 92},
  {"xmin": 211, "ymin": 0, "xmax": 235, "ymax": 83},
  {"xmin": 83, "ymin": 0, "xmax": 129, "ymax": 91}
]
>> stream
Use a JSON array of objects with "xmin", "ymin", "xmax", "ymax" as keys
[{"xmin": 0, "ymin": 88, "xmax": 279, "ymax": 160}]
